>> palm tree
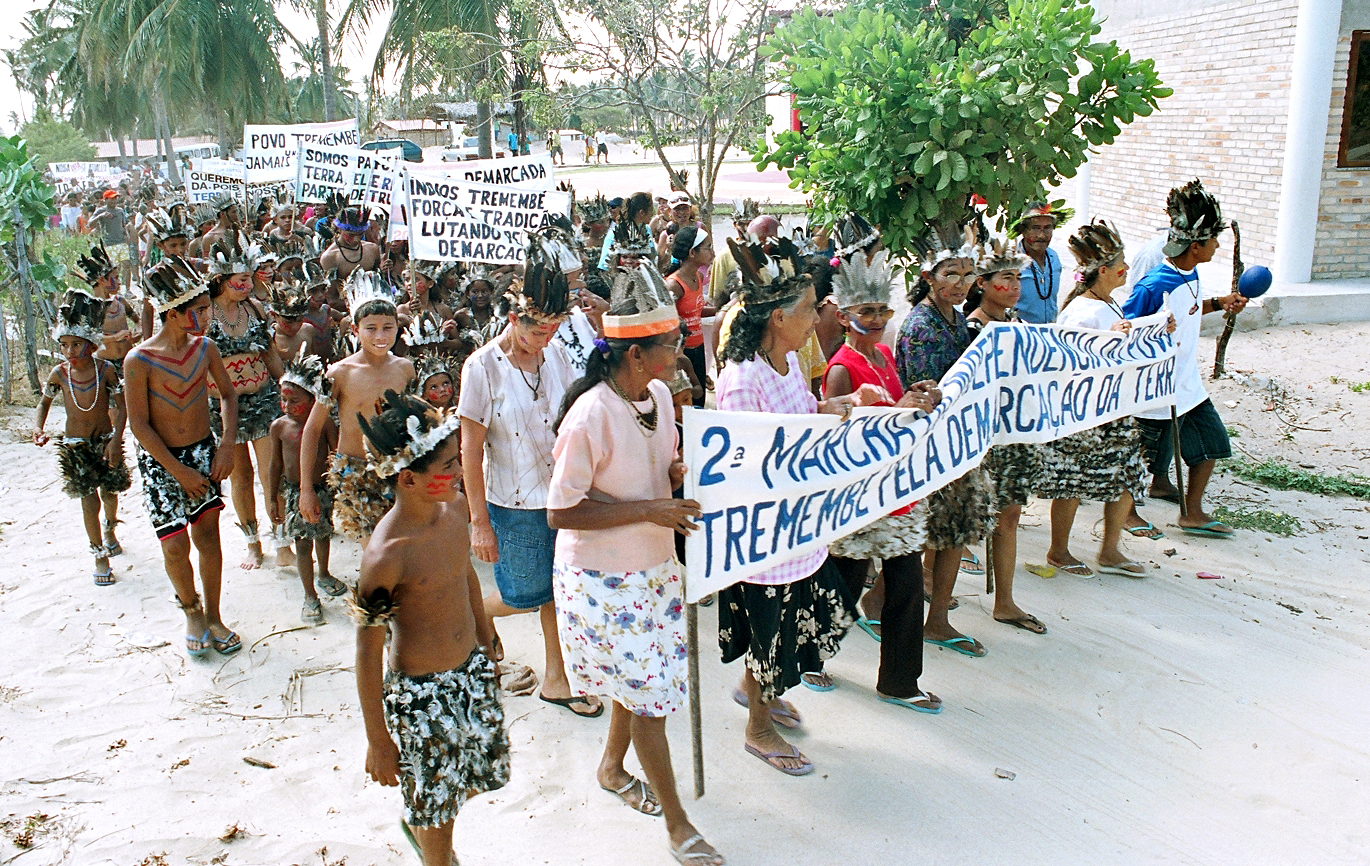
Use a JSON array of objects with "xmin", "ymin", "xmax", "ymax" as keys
[{"xmin": 287, "ymin": 41, "xmax": 357, "ymax": 122}]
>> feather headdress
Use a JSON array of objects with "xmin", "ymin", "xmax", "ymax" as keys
[
  {"xmin": 1163, "ymin": 179, "xmax": 1227, "ymax": 256},
  {"xmin": 145, "ymin": 207, "xmax": 191, "ymax": 243},
  {"xmin": 1008, "ymin": 201, "xmax": 1075, "ymax": 238},
  {"xmin": 144, "ymin": 256, "xmax": 209, "ymax": 314},
  {"xmin": 832, "ymin": 213, "xmax": 881, "ymax": 261},
  {"xmin": 247, "ymin": 239, "xmax": 278, "ymax": 272},
  {"xmin": 973, "ymin": 236, "xmax": 1028, "ymax": 276},
  {"xmin": 607, "ymin": 219, "xmax": 655, "ymax": 258},
  {"xmin": 345, "ymin": 268, "xmax": 395, "ymax": 314},
  {"xmin": 334, "ymin": 205, "xmax": 372, "ymax": 234},
  {"xmin": 1067, "ymin": 219, "xmax": 1126, "ymax": 274},
  {"xmin": 208, "ymin": 193, "xmax": 238, "ymax": 215},
  {"xmin": 280, "ymin": 344, "xmax": 329, "ymax": 401},
  {"xmin": 357, "ymin": 389, "xmax": 461, "ymax": 478},
  {"xmin": 76, "ymin": 244, "xmax": 116, "ymax": 286},
  {"xmin": 410, "ymin": 351, "xmax": 456, "ymax": 390},
  {"xmin": 206, "ymin": 229, "xmax": 252, "ymax": 276},
  {"xmin": 910, "ymin": 223, "xmax": 980, "ymax": 269},
  {"xmin": 269, "ymin": 278, "xmax": 311, "ymax": 318},
  {"xmin": 462, "ymin": 263, "xmax": 495, "ymax": 293},
  {"xmin": 731, "ymin": 198, "xmax": 761, "ymax": 227},
  {"xmin": 507, "ymin": 227, "xmax": 573, "ymax": 324},
  {"xmin": 728, "ymin": 236, "xmax": 809, "ymax": 307},
  {"xmin": 831, "ymin": 248, "xmax": 899, "ymax": 309},
  {"xmin": 604, "ymin": 253, "xmax": 678, "ymax": 340},
  {"xmin": 576, "ymin": 194, "xmax": 611, "ymax": 224},
  {"xmin": 52, "ymin": 289, "xmax": 107, "ymax": 344},
  {"xmin": 412, "ymin": 260, "xmax": 442, "ymax": 284},
  {"xmin": 404, "ymin": 309, "xmax": 447, "ymax": 347}
]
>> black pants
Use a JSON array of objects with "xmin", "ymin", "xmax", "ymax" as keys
[
  {"xmin": 832, "ymin": 553, "xmax": 924, "ymax": 698},
  {"xmin": 682, "ymin": 344, "xmax": 708, "ymax": 408}
]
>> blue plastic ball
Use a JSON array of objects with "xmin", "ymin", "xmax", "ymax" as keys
[{"xmin": 1238, "ymin": 266, "xmax": 1272, "ymax": 298}]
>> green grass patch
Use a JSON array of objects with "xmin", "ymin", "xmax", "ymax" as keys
[
  {"xmin": 1223, "ymin": 458, "xmax": 1370, "ymax": 499},
  {"xmin": 1212, "ymin": 505, "xmax": 1302, "ymax": 537},
  {"xmin": 1329, "ymin": 376, "xmax": 1370, "ymax": 392},
  {"xmin": 1225, "ymin": 425, "xmax": 1240, "ymax": 438}
]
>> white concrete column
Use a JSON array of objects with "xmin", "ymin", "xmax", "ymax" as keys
[{"xmin": 1273, "ymin": 0, "xmax": 1343, "ymax": 284}]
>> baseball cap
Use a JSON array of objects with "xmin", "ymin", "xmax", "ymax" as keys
[
  {"xmin": 668, "ymin": 192, "xmax": 690, "ymax": 207},
  {"xmin": 102, "ymin": 190, "xmax": 118, "ymax": 200}
]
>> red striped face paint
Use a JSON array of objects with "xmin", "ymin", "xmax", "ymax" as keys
[{"xmin": 425, "ymin": 473, "xmax": 456, "ymax": 496}]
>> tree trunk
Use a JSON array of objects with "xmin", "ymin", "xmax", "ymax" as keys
[
  {"xmin": 0, "ymin": 286, "xmax": 12, "ymax": 404},
  {"xmin": 11, "ymin": 206, "xmax": 41, "ymax": 396},
  {"xmin": 512, "ymin": 65, "xmax": 529, "ymax": 155},
  {"xmin": 155, "ymin": 92, "xmax": 182, "ymax": 186},
  {"xmin": 116, "ymin": 133, "xmax": 127, "ymax": 162},
  {"xmin": 316, "ymin": 0, "xmax": 335, "ymax": 122},
  {"xmin": 477, "ymin": 99, "xmax": 493, "ymax": 159}
]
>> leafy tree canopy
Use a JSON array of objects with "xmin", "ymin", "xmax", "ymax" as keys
[
  {"xmin": 756, "ymin": 0, "xmax": 1171, "ymax": 257},
  {"xmin": 17, "ymin": 119, "xmax": 96, "ymax": 167}
]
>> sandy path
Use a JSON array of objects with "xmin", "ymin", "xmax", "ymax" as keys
[{"xmin": 2, "ymin": 324, "xmax": 1369, "ymax": 865}]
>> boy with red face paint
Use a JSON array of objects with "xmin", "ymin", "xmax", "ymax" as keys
[
  {"xmin": 267, "ymin": 347, "xmax": 345, "ymax": 624},
  {"xmin": 352, "ymin": 391, "xmax": 507, "ymax": 866},
  {"xmin": 124, "ymin": 257, "xmax": 240, "ymax": 659},
  {"xmin": 32, "ymin": 290, "xmax": 132, "ymax": 586}
]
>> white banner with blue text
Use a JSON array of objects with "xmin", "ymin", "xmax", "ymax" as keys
[{"xmin": 681, "ymin": 314, "xmax": 1176, "ymax": 601}]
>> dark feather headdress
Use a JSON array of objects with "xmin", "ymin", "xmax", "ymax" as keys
[
  {"xmin": 1067, "ymin": 219, "xmax": 1126, "ymax": 275},
  {"xmin": 144, "ymin": 256, "xmax": 209, "ymax": 314},
  {"xmin": 357, "ymin": 389, "xmax": 461, "ymax": 478},
  {"xmin": 1163, "ymin": 179, "xmax": 1227, "ymax": 256},
  {"xmin": 604, "ymin": 251, "xmax": 678, "ymax": 340},
  {"xmin": 76, "ymin": 245, "xmax": 115, "ymax": 286},
  {"xmin": 269, "ymin": 278, "xmax": 311, "ymax": 318},
  {"xmin": 832, "ymin": 213, "xmax": 881, "ymax": 261},
  {"xmin": 334, "ymin": 205, "xmax": 372, "ymax": 234},
  {"xmin": 145, "ymin": 207, "xmax": 191, "ymax": 243},
  {"xmin": 728, "ymin": 236, "xmax": 809, "ymax": 307},
  {"xmin": 576, "ymin": 194, "xmax": 611, "ymax": 224},
  {"xmin": 52, "ymin": 289, "xmax": 107, "ymax": 344},
  {"xmin": 206, "ymin": 228, "xmax": 252, "ymax": 276},
  {"xmin": 410, "ymin": 351, "xmax": 457, "ymax": 391},
  {"xmin": 208, "ymin": 193, "xmax": 237, "ymax": 215},
  {"xmin": 731, "ymin": 198, "xmax": 761, "ymax": 228},
  {"xmin": 507, "ymin": 226, "xmax": 574, "ymax": 323},
  {"xmin": 973, "ymin": 236, "xmax": 1028, "ymax": 276}
]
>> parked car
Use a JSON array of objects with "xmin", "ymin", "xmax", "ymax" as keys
[
  {"xmin": 361, "ymin": 138, "xmax": 423, "ymax": 163},
  {"xmin": 442, "ymin": 136, "xmax": 483, "ymax": 161}
]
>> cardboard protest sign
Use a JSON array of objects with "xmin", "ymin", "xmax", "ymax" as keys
[
  {"xmin": 49, "ymin": 162, "xmax": 112, "ymax": 181},
  {"xmin": 363, "ymin": 154, "xmax": 400, "ymax": 214},
  {"xmin": 403, "ymin": 164, "xmax": 569, "ymax": 263},
  {"xmin": 294, "ymin": 141, "xmax": 382, "ymax": 204},
  {"xmin": 242, "ymin": 118, "xmax": 359, "ymax": 183},
  {"xmin": 680, "ymin": 314, "xmax": 1177, "ymax": 601},
  {"xmin": 448, "ymin": 153, "xmax": 556, "ymax": 190},
  {"xmin": 187, "ymin": 158, "xmax": 245, "ymax": 204}
]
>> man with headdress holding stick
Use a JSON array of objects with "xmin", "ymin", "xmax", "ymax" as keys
[
  {"xmin": 320, "ymin": 204, "xmax": 382, "ymax": 281},
  {"xmin": 1122, "ymin": 179, "xmax": 1247, "ymax": 538}
]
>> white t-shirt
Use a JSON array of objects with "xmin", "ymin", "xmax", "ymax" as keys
[
  {"xmin": 458, "ymin": 338, "xmax": 577, "ymax": 509},
  {"xmin": 1056, "ymin": 296, "xmax": 1124, "ymax": 331},
  {"xmin": 555, "ymin": 308, "xmax": 598, "ymax": 375}
]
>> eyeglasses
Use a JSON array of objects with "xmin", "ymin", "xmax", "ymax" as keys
[
  {"xmin": 651, "ymin": 335, "xmax": 684, "ymax": 352},
  {"xmin": 845, "ymin": 305, "xmax": 894, "ymax": 320},
  {"xmin": 937, "ymin": 273, "xmax": 978, "ymax": 286}
]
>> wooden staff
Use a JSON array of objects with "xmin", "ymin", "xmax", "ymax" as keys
[
  {"xmin": 984, "ymin": 536, "xmax": 995, "ymax": 595},
  {"xmin": 1212, "ymin": 220, "xmax": 1243, "ymax": 379},
  {"xmin": 687, "ymin": 601, "xmax": 704, "ymax": 798}
]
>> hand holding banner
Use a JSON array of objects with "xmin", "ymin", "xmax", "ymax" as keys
[{"xmin": 680, "ymin": 314, "xmax": 1177, "ymax": 601}]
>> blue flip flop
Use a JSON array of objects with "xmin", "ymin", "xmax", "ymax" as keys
[
  {"xmin": 879, "ymin": 691, "xmax": 942, "ymax": 714},
  {"xmin": 856, "ymin": 617, "xmax": 882, "ymax": 643},
  {"xmin": 1180, "ymin": 521, "xmax": 1234, "ymax": 538},
  {"xmin": 924, "ymin": 636, "xmax": 987, "ymax": 658},
  {"xmin": 800, "ymin": 672, "xmax": 836, "ymax": 692},
  {"xmin": 186, "ymin": 630, "xmax": 211, "ymax": 659}
]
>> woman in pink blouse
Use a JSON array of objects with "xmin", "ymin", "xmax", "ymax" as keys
[{"xmin": 548, "ymin": 282, "xmax": 724, "ymax": 866}]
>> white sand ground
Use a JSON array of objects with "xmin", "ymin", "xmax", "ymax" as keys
[{"xmin": 2, "ymin": 319, "xmax": 1370, "ymax": 865}]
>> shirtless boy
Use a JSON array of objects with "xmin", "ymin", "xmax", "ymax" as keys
[
  {"xmin": 352, "ymin": 391, "xmax": 508, "ymax": 866},
  {"xmin": 32, "ymin": 291, "xmax": 131, "ymax": 585},
  {"xmin": 319, "ymin": 206, "xmax": 381, "ymax": 281},
  {"xmin": 191, "ymin": 196, "xmax": 241, "ymax": 257},
  {"xmin": 269, "ymin": 281, "xmax": 325, "ymax": 365},
  {"xmin": 76, "ymin": 244, "xmax": 139, "ymax": 376},
  {"xmin": 300, "ymin": 271, "xmax": 414, "ymax": 544},
  {"xmin": 267, "ymin": 348, "xmax": 346, "ymax": 625},
  {"xmin": 125, "ymin": 258, "xmax": 241, "ymax": 658}
]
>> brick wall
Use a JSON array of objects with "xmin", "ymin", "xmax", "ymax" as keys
[
  {"xmin": 1312, "ymin": 26, "xmax": 1370, "ymax": 279},
  {"xmin": 1086, "ymin": 0, "xmax": 1299, "ymax": 274}
]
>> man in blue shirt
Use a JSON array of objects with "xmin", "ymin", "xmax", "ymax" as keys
[
  {"xmin": 506, "ymin": 130, "xmax": 518, "ymax": 154},
  {"xmin": 1121, "ymin": 179, "xmax": 1247, "ymax": 538},
  {"xmin": 1011, "ymin": 202, "xmax": 1071, "ymax": 324}
]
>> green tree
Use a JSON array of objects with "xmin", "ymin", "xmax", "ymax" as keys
[
  {"xmin": 757, "ymin": 0, "xmax": 1171, "ymax": 256},
  {"xmin": 563, "ymin": 0, "xmax": 775, "ymax": 221},
  {"xmin": 0, "ymin": 136, "xmax": 63, "ymax": 399},
  {"xmin": 17, "ymin": 119, "xmax": 97, "ymax": 166}
]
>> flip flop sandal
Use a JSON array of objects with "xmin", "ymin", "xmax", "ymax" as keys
[
  {"xmin": 697, "ymin": 594, "xmax": 715, "ymax": 607},
  {"xmin": 856, "ymin": 617, "xmax": 882, "ymax": 642},
  {"xmin": 800, "ymin": 672, "xmax": 835, "ymax": 692},
  {"xmin": 744, "ymin": 743, "xmax": 813, "ymax": 777},
  {"xmin": 671, "ymin": 832, "xmax": 726, "ymax": 865},
  {"xmin": 602, "ymin": 776, "xmax": 663, "ymax": 816},
  {"xmin": 316, "ymin": 574, "xmax": 348, "ymax": 597},
  {"xmin": 958, "ymin": 552, "xmax": 985, "ymax": 575},
  {"xmin": 878, "ymin": 690, "xmax": 943, "ymax": 714},
  {"xmin": 1180, "ymin": 521, "xmax": 1235, "ymax": 538},
  {"xmin": 924, "ymin": 636, "xmax": 987, "ymax": 658},
  {"xmin": 733, "ymin": 689, "xmax": 802, "ymax": 728},
  {"xmin": 539, "ymin": 693, "xmax": 605, "ymax": 718},
  {"xmin": 994, "ymin": 614, "xmax": 1048, "ymax": 634},
  {"xmin": 211, "ymin": 630, "xmax": 242, "ymax": 655},
  {"xmin": 1125, "ymin": 521, "xmax": 1166, "ymax": 539},
  {"xmin": 301, "ymin": 597, "xmax": 324, "ymax": 624},
  {"xmin": 1096, "ymin": 561, "xmax": 1148, "ymax": 578},
  {"xmin": 93, "ymin": 567, "xmax": 115, "ymax": 587},
  {"xmin": 186, "ymin": 630, "xmax": 211, "ymax": 659},
  {"xmin": 1047, "ymin": 558, "xmax": 1094, "ymax": 578}
]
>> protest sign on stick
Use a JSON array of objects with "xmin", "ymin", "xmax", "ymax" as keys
[
  {"xmin": 680, "ymin": 314, "xmax": 1177, "ymax": 601},
  {"xmin": 187, "ymin": 159, "xmax": 245, "ymax": 205},
  {"xmin": 242, "ymin": 118, "xmax": 359, "ymax": 183},
  {"xmin": 405, "ymin": 172, "xmax": 567, "ymax": 264},
  {"xmin": 295, "ymin": 141, "xmax": 387, "ymax": 204}
]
